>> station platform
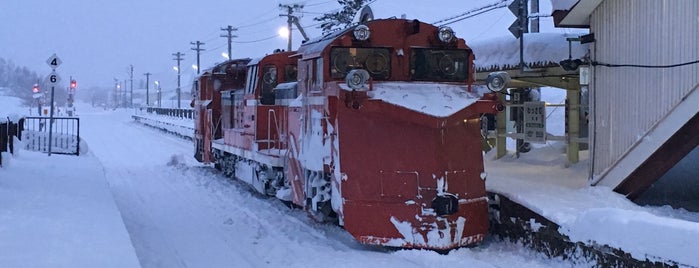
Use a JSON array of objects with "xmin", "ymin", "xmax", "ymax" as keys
[
  {"xmin": 484, "ymin": 143, "xmax": 699, "ymax": 267},
  {"xmin": 0, "ymin": 150, "xmax": 141, "ymax": 268}
]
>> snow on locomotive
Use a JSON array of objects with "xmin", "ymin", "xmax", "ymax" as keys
[{"xmin": 193, "ymin": 18, "xmax": 500, "ymax": 250}]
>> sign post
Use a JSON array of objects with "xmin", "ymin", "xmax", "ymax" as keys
[
  {"xmin": 46, "ymin": 53, "xmax": 62, "ymax": 156},
  {"xmin": 523, "ymin": 101, "xmax": 546, "ymax": 143}
]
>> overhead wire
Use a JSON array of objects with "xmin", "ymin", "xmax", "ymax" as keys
[
  {"xmin": 592, "ymin": 60, "xmax": 699, "ymax": 68},
  {"xmin": 433, "ymin": 0, "xmax": 510, "ymax": 26}
]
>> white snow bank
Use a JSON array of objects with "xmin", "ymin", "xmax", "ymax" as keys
[
  {"xmin": 486, "ymin": 140, "xmax": 699, "ymax": 267},
  {"xmin": 470, "ymin": 32, "xmax": 589, "ymax": 71},
  {"xmin": 564, "ymin": 208, "xmax": 699, "ymax": 266},
  {"xmin": 0, "ymin": 151, "xmax": 141, "ymax": 268}
]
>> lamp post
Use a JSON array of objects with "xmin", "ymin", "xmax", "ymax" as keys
[{"xmin": 154, "ymin": 81, "xmax": 161, "ymax": 108}]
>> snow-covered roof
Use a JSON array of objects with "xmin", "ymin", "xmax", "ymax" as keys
[{"xmin": 470, "ymin": 32, "xmax": 589, "ymax": 71}]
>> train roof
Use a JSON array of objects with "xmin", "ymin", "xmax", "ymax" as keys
[
  {"xmin": 200, "ymin": 58, "xmax": 251, "ymax": 75},
  {"xmin": 296, "ymin": 18, "xmax": 461, "ymax": 60}
]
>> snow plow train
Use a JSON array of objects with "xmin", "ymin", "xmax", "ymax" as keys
[{"xmin": 193, "ymin": 18, "xmax": 501, "ymax": 250}]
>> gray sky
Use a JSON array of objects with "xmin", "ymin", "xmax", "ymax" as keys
[{"xmin": 0, "ymin": 0, "xmax": 561, "ymax": 90}]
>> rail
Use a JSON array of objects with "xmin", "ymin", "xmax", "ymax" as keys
[{"xmin": 140, "ymin": 107, "xmax": 194, "ymax": 120}]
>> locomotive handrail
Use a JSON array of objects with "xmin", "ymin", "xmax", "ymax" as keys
[{"xmin": 267, "ymin": 109, "xmax": 285, "ymax": 154}]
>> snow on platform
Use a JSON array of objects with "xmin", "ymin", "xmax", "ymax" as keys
[
  {"xmin": 0, "ymin": 150, "xmax": 141, "ymax": 268},
  {"xmin": 485, "ymin": 143, "xmax": 699, "ymax": 266}
]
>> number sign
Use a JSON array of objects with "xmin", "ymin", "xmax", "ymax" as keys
[
  {"xmin": 46, "ymin": 53, "xmax": 62, "ymax": 69},
  {"xmin": 48, "ymin": 70, "xmax": 61, "ymax": 85}
]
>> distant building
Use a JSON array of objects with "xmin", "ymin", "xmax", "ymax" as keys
[{"xmin": 553, "ymin": 0, "xmax": 699, "ymax": 199}]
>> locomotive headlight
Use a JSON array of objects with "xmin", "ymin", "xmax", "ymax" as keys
[
  {"xmin": 345, "ymin": 69, "xmax": 370, "ymax": 90},
  {"xmin": 353, "ymin": 25, "xmax": 371, "ymax": 41},
  {"xmin": 485, "ymin": 71, "xmax": 510, "ymax": 93},
  {"xmin": 438, "ymin": 26, "xmax": 454, "ymax": 43}
]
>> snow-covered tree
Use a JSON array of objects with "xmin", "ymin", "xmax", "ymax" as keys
[{"xmin": 314, "ymin": 0, "xmax": 368, "ymax": 34}]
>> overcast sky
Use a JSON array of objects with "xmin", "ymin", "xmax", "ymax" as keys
[{"xmin": 0, "ymin": 0, "xmax": 563, "ymax": 90}]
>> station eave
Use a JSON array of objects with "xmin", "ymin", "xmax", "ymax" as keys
[{"xmin": 553, "ymin": 0, "xmax": 603, "ymax": 28}]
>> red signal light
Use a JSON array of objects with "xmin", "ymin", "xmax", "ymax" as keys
[
  {"xmin": 70, "ymin": 80, "xmax": 77, "ymax": 89},
  {"xmin": 32, "ymin": 84, "xmax": 39, "ymax": 93}
]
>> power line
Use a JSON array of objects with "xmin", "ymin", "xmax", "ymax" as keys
[
  {"xmin": 432, "ymin": 0, "xmax": 509, "ymax": 26},
  {"xmin": 592, "ymin": 60, "xmax": 699, "ymax": 68},
  {"xmin": 236, "ymin": 16, "xmax": 279, "ymax": 29},
  {"xmin": 233, "ymin": 35, "xmax": 279, "ymax": 44}
]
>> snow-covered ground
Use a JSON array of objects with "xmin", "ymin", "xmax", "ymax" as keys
[
  {"xmin": 1, "ymin": 94, "xmax": 573, "ymax": 267},
  {"xmin": 2, "ymin": 88, "xmax": 699, "ymax": 267}
]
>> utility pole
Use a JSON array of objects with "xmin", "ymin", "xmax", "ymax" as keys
[
  {"xmin": 531, "ymin": 0, "xmax": 539, "ymax": 33},
  {"xmin": 144, "ymin": 72, "xmax": 151, "ymax": 106},
  {"xmin": 220, "ymin": 25, "xmax": 237, "ymax": 59},
  {"xmin": 190, "ymin": 41, "xmax": 205, "ymax": 74},
  {"xmin": 279, "ymin": 3, "xmax": 304, "ymax": 52},
  {"xmin": 129, "ymin": 65, "xmax": 134, "ymax": 107},
  {"xmin": 172, "ymin": 52, "xmax": 185, "ymax": 108},
  {"xmin": 123, "ymin": 79, "xmax": 128, "ymax": 107}
]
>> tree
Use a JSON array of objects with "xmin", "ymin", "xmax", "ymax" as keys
[{"xmin": 314, "ymin": 0, "xmax": 368, "ymax": 34}]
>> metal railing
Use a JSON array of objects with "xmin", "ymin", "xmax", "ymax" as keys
[
  {"xmin": 142, "ymin": 107, "xmax": 194, "ymax": 119},
  {"xmin": 1, "ymin": 118, "xmax": 24, "ymax": 166},
  {"xmin": 22, "ymin": 116, "xmax": 80, "ymax": 155}
]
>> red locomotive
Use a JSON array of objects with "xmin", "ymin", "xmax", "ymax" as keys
[{"xmin": 193, "ymin": 18, "xmax": 500, "ymax": 250}]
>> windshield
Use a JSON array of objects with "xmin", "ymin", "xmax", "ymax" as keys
[
  {"xmin": 410, "ymin": 48, "xmax": 470, "ymax": 82},
  {"xmin": 330, "ymin": 47, "xmax": 391, "ymax": 80}
]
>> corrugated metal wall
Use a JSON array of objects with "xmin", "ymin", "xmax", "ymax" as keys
[{"xmin": 590, "ymin": 0, "xmax": 699, "ymax": 178}]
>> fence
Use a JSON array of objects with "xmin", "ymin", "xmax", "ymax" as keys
[
  {"xmin": 144, "ymin": 107, "xmax": 194, "ymax": 120},
  {"xmin": 0, "ymin": 118, "xmax": 24, "ymax": 166},
  {"xmin": 22, "ymin": 116, "xmax": 80, "ymax": 155}
]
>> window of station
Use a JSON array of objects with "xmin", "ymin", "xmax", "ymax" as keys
[
  {"xmin": 330, "ymin": 47, "xmax": 390, "ymax": 80},
  {"xmin": 410, "ymin": 48, "xmax": 470, "ymax": 82}
]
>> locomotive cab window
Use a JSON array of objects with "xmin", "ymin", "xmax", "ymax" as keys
[
  {"xmin": 284, "ymin": 64, "xmax": 298, "ymax": 82},
  {"xmin": 330, "ymin": 47, "xmax": 390, "ymax": 80},
  {"xmin": 410, "ymin": 48, "xmax": 469, "ymax": 82},
  {"xmin": 260, "ymin": 65, "xmax": 277, "ymax": 105}
]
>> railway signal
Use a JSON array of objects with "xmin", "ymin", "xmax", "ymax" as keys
[
  {"xmin": 70, "ymin": 79, "xmax": 77, "ymax": 89},
  {"xmin": 508, "ymin": 0, "xmax": 529, "ymax": 39}
]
